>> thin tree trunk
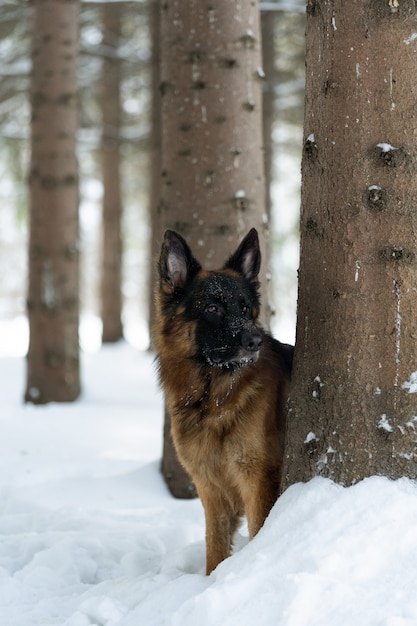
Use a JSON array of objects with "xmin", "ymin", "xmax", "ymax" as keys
[
  {"xmin": 159, "ymin": 0, "xmax": 268, "ymax": 314},
  {"xmin": 148, "ymin": 0, "xmax": 162, "ymax": 343},
  {"xmin": 283, "ymin": 1, "xmax": 417, "ymax": 489},
  {"xmin": 149, "ymin": 1, "xmax": 195, "ymax": 498},
  {"xmin": 26, "ymin": 0, "xmax": 80, "ymax": 404},
  {"xmin": 101, "ymin": 2, "xmax": 123, "ymax": 343},
  {"xmin": 158, "ymin": 0, "xmax": 267, "ymax": 497},
  {"xmin": 261, "ymin": 10, "xmax": 275, "ymax": 223}
]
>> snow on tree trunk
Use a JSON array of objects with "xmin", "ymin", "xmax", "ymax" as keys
[
  {"xmin": 26, "ymin": 0, "xmax": 80, "ymax": 404},
  {"xmin": 101, "ymin": 3, "xmax": 123, "ymax": 343},
  {"xmin": 158, "ymin": 0, "xmax": 267, "ymax": 498},
  {"xmin": 283, "ymin": 1, "xmax": 417, "ymax": 488}
]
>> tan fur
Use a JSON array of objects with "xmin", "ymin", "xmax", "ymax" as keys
[
  {"xmin": 153, "ymin": 229, "xmax": 292, "ymax": 574},
  {"xmin": 153, "ymin": 290, "xmax": 290, "ymax": 575}
]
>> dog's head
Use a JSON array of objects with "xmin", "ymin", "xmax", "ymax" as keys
[{"xmin": 157, "ymin": 229, "xmax": 263, "ymax": 369}]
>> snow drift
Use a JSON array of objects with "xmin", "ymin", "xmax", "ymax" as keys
[{"xmin": 1, "ymin": 336, "xmax": 417, "ymax": 626}]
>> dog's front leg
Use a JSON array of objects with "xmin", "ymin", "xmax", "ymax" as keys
[
  {"xmin": 197, "ymin": 484, "xmax": 240, "ymax": 575},
  {"xmin": 243, "ymin": 470, "xmax": 280, "ymax": 540}
]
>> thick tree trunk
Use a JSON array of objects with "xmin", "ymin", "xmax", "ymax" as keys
[
  {"xmin": 283, "ymin": 1, "xmax": 417, "ymax": 489},
  {"xmin": 101, "ymin": 2, "xmax": 123, "ymax": 343},
  {"xmin": 26, "ymin": 0, "xmax": 80, "ymax": 404},
  {"xmin": 158, "ymin": 0, "xmax": 267, "ymax": 497}
]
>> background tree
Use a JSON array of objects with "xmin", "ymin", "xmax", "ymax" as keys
[
  {"xmin": 25, "ymin": 0, "xmax": 80, "ymax": 403},
  {"xmin": 261, "ymin": 2, "xmax": 305, "ymax": 338},
  {"xmin": 78, "ymin": 1, "xmax": 152, "ymax": 338},
  {"xmin": 0, "ymin": 3, "xmax": 304, "ymax": 357},
  {"xmin": 158, "ymin": 0, "xmax": 267, "ymax": 497},
  {"xmin": 100, "ymin": 2, "xmax": 123, "ymax": 343},
  {"xmin": 147, "ymin": 0, "xmax": 162, "ymax": 336},
  {"xmin": 261, "ymin": 8, "xmax": 275, "ymax": 222},
  {"xmin": 159, "ymin": 0, "xmax": 269, "ymax": 302},
  {"xmin": 282, "ymin": 0, "xmax": 417, "ymax": 489}
]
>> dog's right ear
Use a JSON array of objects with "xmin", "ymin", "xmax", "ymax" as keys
[
  {"xmin": 158, "ymin": 230, "xmax": 201, "ymax": 290},
  {"xmin": 224, "ymin": 228, "xmax": 261, "ymax": 281}
]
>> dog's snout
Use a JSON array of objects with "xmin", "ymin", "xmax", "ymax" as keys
[{"xmin": 241, "ymin": 329, "xmax": 262, "ymax": 352}]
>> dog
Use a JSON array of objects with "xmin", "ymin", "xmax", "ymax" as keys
[{"xmin": 153, "ymin": 228, "xmax": 293, "ymax": 574}]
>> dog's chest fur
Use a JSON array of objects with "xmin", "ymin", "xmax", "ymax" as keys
[{"xmin": 162, "ymin": 346, "xmax": 282, "ymax": 489}]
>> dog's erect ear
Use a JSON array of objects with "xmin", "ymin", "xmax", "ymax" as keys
[
  {"xmin": 158, "ymin": 230, "xmax": 201, "ymax": 290},
  {"xmin": 224, "ymin": 228, "xmax": 261, "ymax": 280}
]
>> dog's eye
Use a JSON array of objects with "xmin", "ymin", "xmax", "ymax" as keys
[
  {"xmin": 205, "ymin": 304, "xmax": 222, "ymax": 316},
  {"xmin": 241, "ymin": 302, "xmax": 250, "ymax": 315}
]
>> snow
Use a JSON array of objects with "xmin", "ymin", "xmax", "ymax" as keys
[
  {"xmin": 2, "ymin": 323, "xmax": 417, "ymax": 626},
  {"xmin": 404, "ymin": 33, "xmax": 417, "ymax": 45},
  {"xmin": 304, "ymin": 431, "xmax": 317, "ymax": 444},
  {"xmin": 377, "ymin": 142, "xmax": 397, "ymax": 153},
  {"xmin": 378, "ymin": 413, "xmax": 393, "ymax": 433},
  {"xmin": 402, "ymin": 371, "xmax": 417, "ymax": 394}
]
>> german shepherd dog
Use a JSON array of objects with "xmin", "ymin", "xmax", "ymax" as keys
[{"xmin": 154, "ymin": 228, "xmax": 293, "ymax": 575}]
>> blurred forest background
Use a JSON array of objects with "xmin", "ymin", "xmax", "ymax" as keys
[{"xmin": 0, "ymin": 0, "xmax": 304, "ymax": 354}]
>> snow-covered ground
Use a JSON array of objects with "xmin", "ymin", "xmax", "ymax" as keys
[{"xmin": 2, "ymin": 320, "xmax": 417, "ymax": 626}]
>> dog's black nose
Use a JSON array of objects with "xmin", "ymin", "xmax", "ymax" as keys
[{"xmin": 241, "ymin": 329, "xmax": 262, "ymax": 352}]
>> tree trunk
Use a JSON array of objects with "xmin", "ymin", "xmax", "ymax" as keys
[
  {"xmin": 261, "ymin": 10, "xmax": 275, "ymax": 223},
  {"xmin": 101, "ymin": 2, "xmax": 123, "ymax": 343},
  {"xmin": 26, "ymin": 0, "xmax": 80, "ymax": 404},
  {"xmin": 158, "ymin": 0, "xmax": 267, "ymax": 497},
  {"xmin": 283, "ymin": 1, "xmax": 417, "ymax": 489},
  {"xmin": 148, "ymin": 0, "xmax": 162, "ymax": 342},
  {"xmin": 159, "ymin": 0, "xmax": 268, "ymax": 309}
]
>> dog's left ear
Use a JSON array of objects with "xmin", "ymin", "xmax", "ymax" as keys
[
  {"xmin": 158, "ymin": 230, "xmax": 201, "ymax": 290},
  {"xmin": 224, "ymin": 228, "xmax": 261, "ymax": 280}
]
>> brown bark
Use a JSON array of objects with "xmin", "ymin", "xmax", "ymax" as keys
[
  {"xmin": 148, "ymin": 0, "xmax": 162, "ymax": 343},
  {"xmin": 261, "ymin": 10, "xmax": 275, "ymax": 222},
  {"xmin": 101, "ymin": 2, "xmax": 123, "ymax": 343},
  {"xmin": 158, "ymin": 0, "xmax": 267, "ymax": 497},
  {"xmin": 26, "ymin": 0, "xmax": 80, "ymax": 404},
  {"xmin": 161, "ymin": 407, "xmax": 198, "ymax": 499},
  {"xmin": 159, "ymin": 0, "xmax": 268, "ymax": 313},
  {"xmin": 283, "ymin": 1, "xmax": 417, "ymax": 489}
]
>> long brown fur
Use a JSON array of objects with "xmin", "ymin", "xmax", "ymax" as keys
[{"xmin": 153, "ymin": 229, "xmax": 293, "ymax": 575}]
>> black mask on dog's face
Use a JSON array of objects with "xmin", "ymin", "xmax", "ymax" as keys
[
  {"xmin": 159, "ymin": 228, "xmax": 262, "ymax": 369},
  {"xmin": 189, "ymin": 273, "xmax": 262, "ymax": 369}
]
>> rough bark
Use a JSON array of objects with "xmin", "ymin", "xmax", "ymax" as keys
[
  {"xmin": 158, "ymin": 0, "xmax": 267, "ymax": 497},
  {"xmin": 101, "ymin": 2, "xmax": 123, "ymax": 343},
  {"xmin": 261, "ymin": 10, "xmax": 275, "ymax": 222},
  {"xmin": 148, "ymin": 0, "xmax": 162, "ymax": 342},
  {"xmin": 283, "ymin": 0, "xmax": 417, "ymax": 489},
  {"xmin": 159, "ymin": 0, "xmax": 268, "ymax": 311},
  {"xmin": 26, "ymin": 0, "xmax": 80, "ymax": 404},
  {"xmin": 160, "ymin": 407, "xmax": 198, "ymax": 499}
]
